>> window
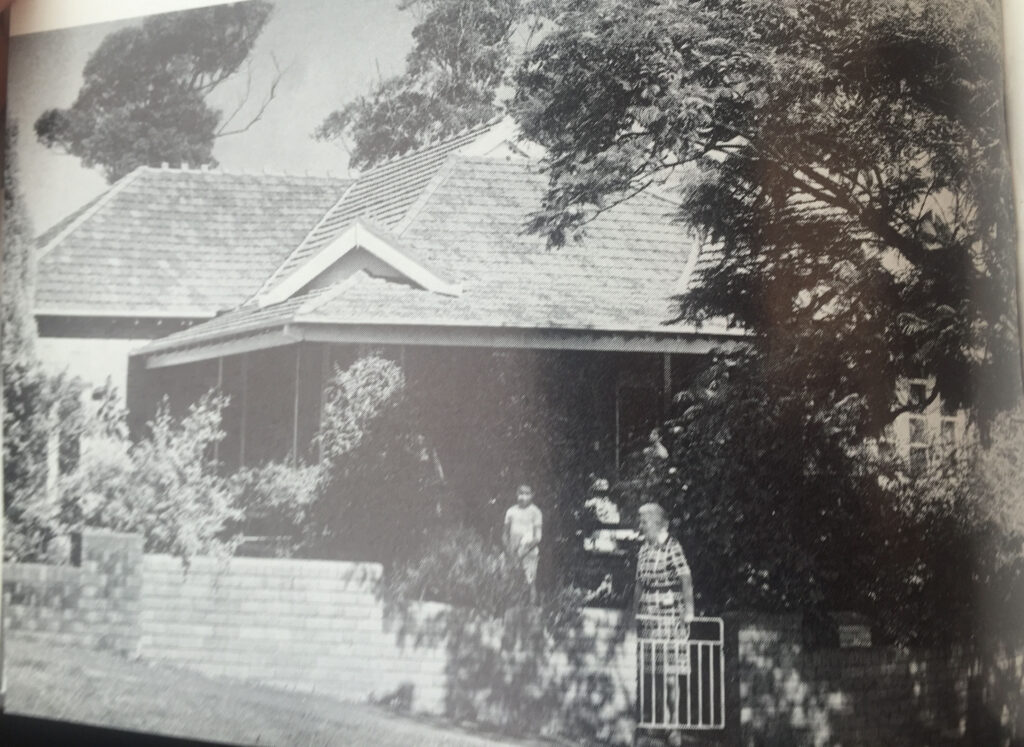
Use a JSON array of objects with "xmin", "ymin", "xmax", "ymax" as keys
[
  {"xmin": 940, "ymin": 418, "xmax": 957, "ymax": 446},
  {"xmin": 909, "ymin": 446, "xmax": 929, "ymax": 473},
  {"xmin": 908, "ymin": 414, "xmax": 928, "ymax": 473},
  {"xmin": 908, "ymin": 382, "xmax": 928, "ymax": 408},
  {"xmin": 908, "ymin": 415, "xmax": 927, "ymax": 444}
]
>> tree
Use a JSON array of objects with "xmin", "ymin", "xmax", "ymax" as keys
[
  {"xmin": 626, "ymin": 354, "xmax": 896, "ymax": 624},
  {"xmin": 2, "ymin": 124, "xmax": 37, "ymax": 360},
  {"xmin": 35, "ymin": 1, "xmax": 277, "ymax": 182},
  {"xmin": 2, "ymin": 362, "xmax": 85, "ymax": 561},
  {"xmin": 2, "ymin": 124, "xmax": 88, "ymax": 561},
  {"xmin": 514, "ymin": 0, "xmax": 1020, "ymax": 437},
  {"xmin": 315, "ymin": 0, "xmax": 530, "ymax": 169}
]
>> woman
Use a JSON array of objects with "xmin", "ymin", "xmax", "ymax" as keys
[{"xmin": 634, "ymin": 502, "xmax": 694, "ymax": 734}]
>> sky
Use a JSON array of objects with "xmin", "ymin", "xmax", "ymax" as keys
[{"xmin": 8, "ymin": 0, "xmax": 418, "ymax": 232}]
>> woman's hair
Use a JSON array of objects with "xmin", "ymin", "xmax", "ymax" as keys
[{"xmin": 638, "ymin": 502, "xmax": 668, "ymax": 526}]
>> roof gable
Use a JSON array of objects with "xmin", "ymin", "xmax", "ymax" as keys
[
  {"xmin": 256, "ymin": 217, "xmax": 461, "ymax": 308},
  {"xmin": 255, "ymin": 119, "xmax": 506, "ymax": 298}
]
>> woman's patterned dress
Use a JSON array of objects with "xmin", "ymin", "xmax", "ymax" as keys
[{"xmin": 635, "ymin": 532, "xmax": 694, "ymax": 693}]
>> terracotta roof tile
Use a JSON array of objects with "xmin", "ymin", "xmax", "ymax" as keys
[
  {"xmin": 35, "ymin": 168, "xmax": 349, "ymax": 317},
  {"xmin": 255, "ymin": 121, "xmax": 499, "ymax": 297}
]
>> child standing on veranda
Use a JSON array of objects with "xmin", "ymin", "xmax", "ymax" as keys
[{"xmin": 504, "ymin": 483, "xmax": 543, "ymax": 605}]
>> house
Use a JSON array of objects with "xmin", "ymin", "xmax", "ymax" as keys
[
  {"xmin": 112, "ymin": 123, "xmax": 744, "ymax": 481},
  {"xmin": 35, "ymin": 121, "xmax": 964, "ymax": 496},
  {"xmin": 33, "ymin": 120, "xmax": 754, "ymax": 564},
  {"xmin": 35, "ymin": 120, "xmax": 962, "ymax": 572},
  {"xmin": 888, "ymin": 377, "xmax": 968, "ymax": 470}
]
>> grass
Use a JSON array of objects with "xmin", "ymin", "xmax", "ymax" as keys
[{"xmin": 4, "ymin": 637, "xmax": 556, "ymax": 746}]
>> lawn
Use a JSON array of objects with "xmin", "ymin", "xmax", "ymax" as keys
[{"xmin": 3, "ymin": 637, "xmax": 556, "ymax": 746}]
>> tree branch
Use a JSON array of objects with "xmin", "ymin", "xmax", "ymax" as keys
[{"xmin": 215, "ymin": 54, "xmax": 285, "ymax": 138}]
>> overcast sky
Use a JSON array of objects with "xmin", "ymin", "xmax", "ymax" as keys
[{"xmin": 9, "ymin": 0, "xmax": 417, "ymax": 232}]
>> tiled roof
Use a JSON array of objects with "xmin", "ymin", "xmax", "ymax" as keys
[
  {"xmin": 255, "ymin": 121, "xmax": 500, "ymax": 298},
  {"xmin": 142, "ymin": 155, "xmax": 742, "ymax": 356},
  {"xmin": 35, "ymin": 167, "xmax": 350, "ymax": 317}
]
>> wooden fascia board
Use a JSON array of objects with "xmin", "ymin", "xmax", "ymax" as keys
[
  {"xmin": 290, "ymin": 322, "xmax": 747, "ymax": 355},
  {"xmin": 36, "ymin": 314, "xmax": 205, "ymax": 340},
  {"xmin": 139, "ymin": 321, "xmax": 748, "ymax": 369},
  {"xmin": 33, "ymin": 307, "xmax": 214, "ymax": 319},
  {"xmin": 143, "ymin": 329, "xmax": 300, "ymax": 369}
]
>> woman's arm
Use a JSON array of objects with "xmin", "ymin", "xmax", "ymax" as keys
[
  {"xmin": 668, "ymin": 541, "xmax": 695, "ymax": 622},
  {"xmin": 679, "ymin": 563, "xmax": 695, "ymax": 623}
]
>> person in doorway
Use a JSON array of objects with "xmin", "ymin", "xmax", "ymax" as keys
[
  {"xmin": 644, "ymin": 428, "xmax": 670, "ymax": 463},
  {"xmin": 504, "ymin": 483, "xmax": 543, "ymax": 604},
  {"xmin": 634, "ymin": 502, "xmax": 694, "ymax": 742}
]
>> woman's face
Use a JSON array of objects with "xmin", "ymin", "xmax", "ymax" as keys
[{"xmin": 639, "ymin": 513, "xmax": 662, "ymax": 541}]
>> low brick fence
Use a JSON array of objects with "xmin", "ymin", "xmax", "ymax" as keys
[
  {"xmin": 2, "ymin": 530, "xmax": 142, "ymax": 655},
  {"xmin": 1, "ymin": 530, "xmax": 635, "ymax": 737},
  {"xmin": 5, "ymin": 530, "xmax": 1018, "ymax": 745},
  {"xmin": 139, "ymin": 553, "xmax": 448, "ymax": 711},
  {"xmin": 724, "ymin": 614, "xmax": 980, "ymax": 746}
]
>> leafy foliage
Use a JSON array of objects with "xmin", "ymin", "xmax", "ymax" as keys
[
  {"xmin": 2, "ymin": 124, "xmax": 37, "ymax": 361},
  {"xmin": 227, "ymin": 460, "xmax": 321, "ymax": 554},
  {"xmin": 2, "ymin": 123, "xmax": 89, "ymax": 561},
  {"xmin": 35, "ymin": 1, "xmax": 274, "ymax": 182},
  {"xmin": 514, "ymin": 0, "xmax": 1020, "ymax": 436},
  {"xmin": 2, "ymin": 361, "xmax": 86, "ymax": 562},
  {"xmin": 631, "ymin": 353, "xmax": 894, "ymax": 619},
  {"xmin": 310, "ymin": 354, "xmax": 442, "ymax": 562},
  {"xmin": 59, "ymin": 392, "xmax": 242, "ymax": 563},
  {"xmin": 884, "ymin": 404, "xmax": 1024, "ymax": 742},
  {"xmin": 318, "ymin": 354, "xmax": 407, "ymax": 463},
  {"xmin": 630, "ymin": 346, "xmax": 1024, "ymax": 650},
  {"xmin": 315, "ymin": 0, "xmax": 528, "ymax": 168},
  {"xmin": 383, "ymin": 525, "xmax": 531, "ymax": 616}
]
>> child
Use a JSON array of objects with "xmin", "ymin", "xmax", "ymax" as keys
[{"xmin": 504, "ymin": 483, "xmax": 543, "ymax": 603}]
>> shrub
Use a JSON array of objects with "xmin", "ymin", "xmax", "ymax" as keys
[
  {"xmin": 383, "ymin": 524, "xmax": 593, "ymax": 737},
  {"xmin": 383, "ymin": 525, "xmax": 531, "ymax": 616},
  {"xmin": 311, "ymin": 354, "xmax": 443, "ymax": 562},
  {"xmin": 60, "ymin": 391, "xmax": 241, "ymax": 564},
  {"xmin": 227, "ymin": 460, "xmax": 321, "ymax": 555},
  {"xmin": 318, "ymin": 354, "xmax": 406, "ymax": 463}
]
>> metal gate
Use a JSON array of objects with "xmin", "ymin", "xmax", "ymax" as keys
[{"xmin": 637, "ymin": 615, "xmax": 725, "ymax": 730}]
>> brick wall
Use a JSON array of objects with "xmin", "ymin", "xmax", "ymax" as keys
[
  {"xmin": 545, "ymin": 608, "xmax": 637, "ymax": 744},
  {"xmin": 139, "ymin": 554, "xmax": 448, "ymax": 712},
  {"xmin": 137, "ymin": 555, "xmax": 637, "ymax": 739},
  {"xmin": 2, "ymin": 529, "xmax": 142, "ymax": 655},
  {"xmin": 7, "ymin": 539, "xmax": 1012, "ymax": 744},
  {"xmin": 726, "ymin": 613, "xmax": 971, "ymax": 746},
  {"xmin": 3, "ymin": 535, "xmax": 635, "ymax": 732}
]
